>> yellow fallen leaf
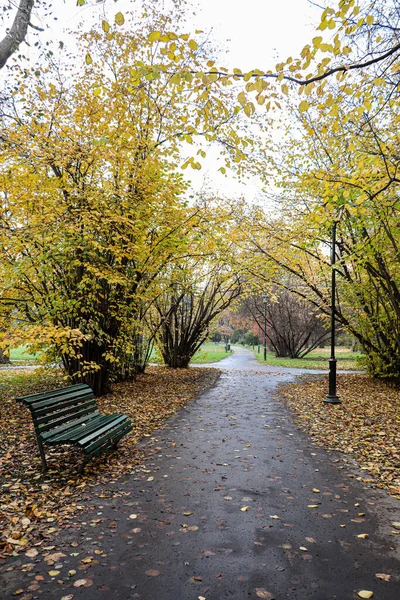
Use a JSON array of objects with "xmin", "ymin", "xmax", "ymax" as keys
[
  {"xmin": 312, "ymin": 488, "xmax": 320, "ymax": 493},
  {"xmin": 358, "ymin": 591, "xmax": 373, "ymax": 599},
  {"xmin": 270, "ymin": 515, "xmax": 280, "ymax": 519},
  {"xmin": 299, "ymin": 546, "xmax": 308, "ymax": 551},
  {"xmin": 129, "ymin": 514, "xmax": 138, "ymax": 519},
  {"xmin": 183, "ymin": 512, "xmax": 193, "ymax": 516},
  {"xmin": 308, "ymin": 504, "xmax": 319, "ymax": 508},
  {"xmin": 48, "ymin": 570, "xmax": 60, "ymax": 576},
  {"xmin": 240, "ymin": 506, "xmax": 249, "ymax": 512},
  {"xmin": 357, "ymin": 534, "xmax": 369, "ymax": 539},
  {"xmin": 375, "ymin": 573, "xmax": 391, "ymax": 581}
]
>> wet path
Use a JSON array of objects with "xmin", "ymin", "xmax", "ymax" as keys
[{"xmin": 1, "ymin": 348, "xmax": 399, "ymax": 599}]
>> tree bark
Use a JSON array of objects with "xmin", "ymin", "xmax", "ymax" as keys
[{"xmin": 0, "ymin": 0, "xmax": 35, "ymax": 71}]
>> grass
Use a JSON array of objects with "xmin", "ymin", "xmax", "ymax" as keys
[
  {"xmin": 251, "ymin": 346, "xmax": 363, "ymax": 370},
  {"xmin": 150, "ymin": 342, "xmax": 232, "ymax": 365},
  {"xmin": 8, "ymin": 345, "xmax": 39, "ymax": 362},
  {"xmin": 191, "ymin": 342, "xmax": 232, "ymax": 364}
]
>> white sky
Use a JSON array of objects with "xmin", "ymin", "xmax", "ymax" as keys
[{"xmin": 1, "ymin": 0, "xmax": 323, "ymax": 203}]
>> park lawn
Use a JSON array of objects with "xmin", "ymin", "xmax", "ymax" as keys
[
  {"xmin": 0, "ymin": 365, "xmax": 219, "ymax": 557},
  {"xmin": 279, "ymin": 373, "xmax": 400, "ymax": 500},
  {"xmin": 8, "ymin": 345, "xmax": 39, "ymax": 362},
  {"xmin": 151, "ymin": 342, "xmax": 232, "ymax": 365},
  {"xmin": 253, "ymin": 346, "xmax": 363, "ymax": 370},
  {"xmin": 191, "ymin": 342, "xmax": 232, "ymax": 363}
]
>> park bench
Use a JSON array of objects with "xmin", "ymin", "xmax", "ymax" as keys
[{"xmin": 17, "ymin": 383, "xmax": 133, "ymax": 472}]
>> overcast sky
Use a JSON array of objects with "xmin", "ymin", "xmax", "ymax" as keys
[{"xmin": 1, "ymin": 0, "xmax": 323, "ymax": 203}]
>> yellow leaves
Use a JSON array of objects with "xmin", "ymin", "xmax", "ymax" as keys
[
  {"xmin": 299, "ymin": 100, "xmax": 309, "ymax": 113},
  {"xmin": 281, "ymin": 83, "xmax": 289, "ymax": 96},
  {"xmin": 115, "ymin": 12, "xmax": 125, "ymax": 26},
  {"xmin": 85, "ymin": 53, "xmax": 92, "ymax": 65},
  {"xmin": 101, "ymin": 20, "xmax": 110, "ymax": 34},
  {"xmin": 357, "ymin": 592, "xmax": 373, "ymax": 599},
  {"xmin": 312, "ymin": 36, "xmax": 323, "ymax": 48},
  {"xmin": 148, "ymin": 30, "xmax": 161, "ymax": 42},
  {"xmin": 237, "ymin": 91, "xmax": 246, "ymax": 106},
  {"xmin": 188, "ymin": 39, "xmax": 198, "ymax": 51},
  {"xmin": 240, "ymin": 506, "xmax": 249, "ymax": 512}
]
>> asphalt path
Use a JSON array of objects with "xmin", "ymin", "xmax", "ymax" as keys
[{"xmin": 1, "ymin": 347, "xmax": 399, "ymax": 599}]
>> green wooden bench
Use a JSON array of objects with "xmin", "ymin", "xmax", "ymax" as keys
[{"xmin": 17, "ymin": 383, "xmax": 133, "ymax": 472}]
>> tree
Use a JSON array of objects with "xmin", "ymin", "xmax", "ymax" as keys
[
  {"xmin": 0, "ymin": 10, "xmax": 250, "ymax": 393},
  {"xmin": 148, "ymin": 249, "xmax": 243, "ymax": 368},
  {"xmin": 243, "ymin": 286, "xmax": 329, "ymax": 359}
]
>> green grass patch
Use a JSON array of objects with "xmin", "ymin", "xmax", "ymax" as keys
[
  {"xmin": 191, "ymin": 343, "xmax": 232, "ymax": 364},
  {"xmin": 150, "ymin": 343, "xmax": 232, "ymax": 365},
  {"xmin": 8, "ymin": 345, "xmax": 39, "ymax": 362},
  {"xmin": 252, "ymin": 346, "xmax": 363, "ymax": 370}
]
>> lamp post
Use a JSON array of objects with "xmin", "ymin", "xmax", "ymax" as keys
[
  {"xmin": 263, "ymin": 293, "xmax": 267, "ymax": 362},
  {"xmin": 257, "ymin": 324, "xmax": 260, "ymax": 354},
  {"xmin": 324, "ymin": 207, "xmax": 344, "ymax": 404}
]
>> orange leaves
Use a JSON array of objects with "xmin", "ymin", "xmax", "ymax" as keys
[
  {"xmin": 0, "ymin": 366, "xmax": 218, "ymax": 558},
  {"xmin": 280, "ymin": 374, "xmax": 400, "ymax": 500}
]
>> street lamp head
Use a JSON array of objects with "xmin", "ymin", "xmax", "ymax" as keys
[{"xmin": 263, "ymin": 292, "xmax": 267, "ymax": 304}]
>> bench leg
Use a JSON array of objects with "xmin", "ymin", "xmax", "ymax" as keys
[{"xmin": 37, "ymin": 440, "xmax": 48, "ymax": 472}]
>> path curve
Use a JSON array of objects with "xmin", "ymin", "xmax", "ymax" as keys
[{"xmin": 1, "ymin": 347, "xmax": 399, "ymax": 599}]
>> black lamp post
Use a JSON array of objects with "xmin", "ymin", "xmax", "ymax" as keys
[
  {"xmin": 263, "ymin": 293, "xmax": 267, "ymax": 362},
  {"xmin": 324, "ymin": 208, "xmax": 344, "ymax": 404}
]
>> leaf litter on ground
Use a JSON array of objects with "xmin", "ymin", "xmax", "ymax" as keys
[
  {"xmin": 279, "ymin": 373, "xmax": 400, "ymax": 500},
  {"xmin": 0, "ymin": 366, "xmax": 220, "ymax": 557}
]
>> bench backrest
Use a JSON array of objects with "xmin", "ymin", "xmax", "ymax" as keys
[{"xmin": 17, "ymin": 383, "xmax": 97, "ymax": 435}]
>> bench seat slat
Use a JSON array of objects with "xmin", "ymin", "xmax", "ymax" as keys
[
  {"xmin": 47, "ymin": 414, "xmax": 115, "ymax": 444},
  {"xmin": 83, "ymin": 420, "xmax": 132, "ymax": 454},
  {"xmin": 79, "ymin": 415, "xmax": 128, "ymax": 448},
  {"xmin": 86, "ymin": 423, "xmax": 132, "ymax": 458},
  {"xmin": 37, "ymin": 404, "xmax": 98, "ymax": 433},
  {"xmin": 40, "ymin": 412, "xmax": 100, "ymax": 441}
]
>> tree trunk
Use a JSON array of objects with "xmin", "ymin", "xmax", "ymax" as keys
[
  {"xmin": 0, "ymin": 0, "xmax": 35, "ymax": 70},
  {"xmin": 0, "ymin": 348, "xmax": 10, "ymax": 364}
]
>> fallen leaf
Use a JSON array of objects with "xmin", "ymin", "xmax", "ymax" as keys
[
  {"xmin": 357, "ymin": 534, "xmax": 369, "ymax": 539},
  {"xmin": 255, "ymin": 589, "xmax": 274, "ymax": 599},
  {"xmin": 270, "ymin": 515, "xmax": 280, "ymax": 519},
  {"xmin": 391, "ymin": 522, "xmax": 400, "ymax": 529},
  {"xmin": 61, "ymin": 595, "xmax": 74, "ymax": 600},
  {"xmin": 358, "ymin": 592, "xmax": 373, "ymax": 599},
  {"xmin": 307, "ymin": 505, "xmax": 319, "ymax": 508},
  {"xmin": 48, "ymin": 570, "xmax": 60, "ymax": 576},
  {"xmin": 312, "ymin": 488, "xmax": 320, "ymax": 493},
  {"xmin": 183, "ymin": 512, "xmax": 193, "ymax": 516},
  {"xmin": 25, "ymin": 549, "xmax": 38, "ymax": 559},
  {"xmin": 74, "ymin": 579, "xmax": 90, "ymax": 588},
  {"xmin": 145, "ymin": 569, "xmax": 160, "ymax": 577},
  {"xmin": 299, "ymin": 547, "xmax": 308, "ymax": 551},
  {"xmin": 240, "ymin": 506, "xmax": 249, "ymax": 512},
  {"xmin": 375, "ymin": 573, "xmax": 391, "ymax": 581},
  {"xmin": 129, "ymin": 514, "xmax": 138, "ymax": 520}
]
